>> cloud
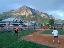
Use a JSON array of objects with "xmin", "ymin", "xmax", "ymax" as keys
[
  {"xmin": 47, "ymin": 10, "xmax": 64, "ymax": 20},
  {"xmin": 0, "ymin": 0, "xmax": 64, "ymax": 20}
]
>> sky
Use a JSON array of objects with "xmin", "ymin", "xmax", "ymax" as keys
[{"xmin": 0, "ymin": 0, "xmax": 64, "ymax": 20}]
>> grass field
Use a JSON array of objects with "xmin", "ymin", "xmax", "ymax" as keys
[
  {"xmin": 42, "ymin": 29, "xmax": 64, "ymax": 35},
  {"xmin": 0, "ymin": 29, "xmax": 49, "ymax": 48}
]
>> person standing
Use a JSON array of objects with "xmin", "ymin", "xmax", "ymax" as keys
[
  {"xmin": 52, "ymin": 27, "xmax": 60, "ymax": 44},
  {"xmin": 14, "ymin": 27, "xmax": 19, "ymax": 36}
]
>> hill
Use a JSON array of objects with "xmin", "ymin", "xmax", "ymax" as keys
[{"xmin": 0, "ymin": 5, "xmax": 51, "ymax": 25}]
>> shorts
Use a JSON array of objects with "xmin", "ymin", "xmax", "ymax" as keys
[
  {"xmin": 54, "ymin": 36, "xmax": 58, "ymax": 39},
  {"xmin": 15, "ymin": 30, "xmax": 18, "ymax": 33}
]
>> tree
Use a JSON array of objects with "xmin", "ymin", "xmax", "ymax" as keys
[{"xmin": 49, "ymin": 19, "xmax": 54, "ymax": 26}]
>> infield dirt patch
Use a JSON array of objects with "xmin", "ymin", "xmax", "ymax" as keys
[{"xmin": 23, "ymin": 30, "xmax": 64, "ymax": 48}]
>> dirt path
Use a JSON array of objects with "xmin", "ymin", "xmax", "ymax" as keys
[{"xmin": 22, "ymin": 29, "xmax": 64, "ymax": 48}]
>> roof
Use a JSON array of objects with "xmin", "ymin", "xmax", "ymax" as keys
[
  {"xmin": 2, "ymin": 17, "xmax": 22, "ymax": 22},
  {"xmin": 2, "ymin": 18, "xmax": 15, "ymax": 22}
]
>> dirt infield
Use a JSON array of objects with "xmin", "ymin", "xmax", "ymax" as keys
[{"xmin": 23, "ymin": 30, "xmax": 64, "ymax": 48}]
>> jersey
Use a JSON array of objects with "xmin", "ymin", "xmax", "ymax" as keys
[{"xmin": 52, "ymin": 30, "xmax": 58, "ymax": 36}]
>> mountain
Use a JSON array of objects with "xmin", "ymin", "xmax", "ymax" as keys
[
  {"xmin": 54, "ymin": 19, "xmax": 64, "ymax": 25},
  {"xmin": 1, "ymin": 5, "xmax": 64, "ymax": 25},
  {"xmin": 9, "ymin": 5, "xmax": 49, "ymax": 18},
  {"xmin": 0, "ymin": 5, "xmax": 50, "ymax": 22}
]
